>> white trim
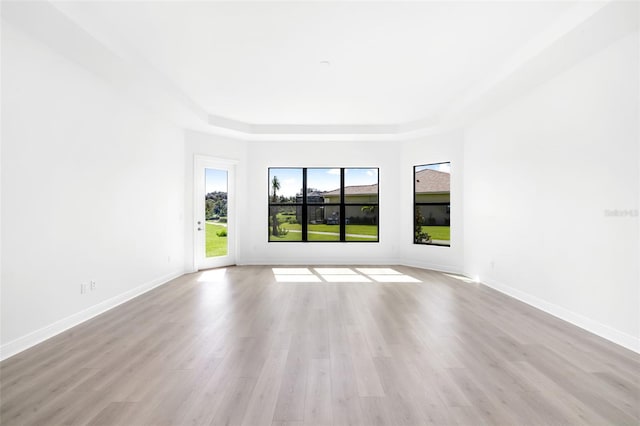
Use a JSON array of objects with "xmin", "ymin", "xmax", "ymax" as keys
[
  {"xmin": 193, "ymin": 155, "xmax": 237, "ymax": 270},
  {"xmin": 0, "ymin": 269, "xmax": 184, "ymax": 361},
  {"xmin": 193, "ymin": 154, "xmax": 239, "ymax": 166},
  {"xmin": 472, "ymin": 274, "xmax": 640, "ymax": 354}
]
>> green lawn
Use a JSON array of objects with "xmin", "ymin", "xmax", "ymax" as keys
[
  {"xmin": 268, "ymin": 222, "xmax": 378, "ymax": 242},
  {"xmin": 309, "ymin": 224, "xmax": 339, "ymax": 234},
  {"xmin": 346, "ymin": 225, "xmax": 378, "ymax": 236},
  {"xmin": 269, "ymin": 230, "xmax": 302, "ymax": 241},
  {"xmin": 206, "ymin": 223, "xmax": 228, "ymax": 257},
  {"xmin": 346, "ymin": 235, "xmax": 376, "ymax": 241},
  {"xmin": 421, "ymin": 226, "xmax": 450, "ymax": 241},
  {"xmin": 308, "ymin": 232, "xmax": 340, "ymax": 241}
]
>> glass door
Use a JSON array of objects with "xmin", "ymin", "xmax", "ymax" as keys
[{"xmin": 195, "ymin": 157, "xmax": 235, "ymax": 269}]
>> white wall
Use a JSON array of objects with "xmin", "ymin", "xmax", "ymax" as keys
[
  {"xmin": 184, "ymin": 135, "xmax": 463, "ymax": 272},
  {"xmin": 242, "ymin": 141, "xmax": 401, "ymax": 265},
  {"xmin": 464, "ymin": 31, "xmax": 639, "ymax": 351},
  {"xmin": 183, "ymin": 130, "xmax": 248, "ymax": 271},
  {"xmin": 400, "ymin": 131, "xmax": 464, "ymax": 273},
  {"xmin": 1, "ymin": 23, "xmax": 185, "ymax": 358}
]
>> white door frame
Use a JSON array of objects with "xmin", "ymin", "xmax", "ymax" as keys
[{"xmin": 193, "ymin": 155, "xmax": 237, "ymax": 270}]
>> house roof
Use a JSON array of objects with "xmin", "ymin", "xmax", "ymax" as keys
[
  {"xmin": 415, "ymin": 169, "xmax": 450, "ymax": 193},
  {"xmin": 323, "ymin": 184, "xmax": 378, "ymax": 197},
  {"xmin": 323, "ymin": 169, "xmax": 449, "ymax": 196}
]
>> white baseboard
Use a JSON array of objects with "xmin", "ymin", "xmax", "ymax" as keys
[
  {"xmin": 0, "ymin": 269, "xmax": 184, "ymax": 361},
  {"xmin": 473, "ymin": 274, "xmax": 640, "ymax": 354}
]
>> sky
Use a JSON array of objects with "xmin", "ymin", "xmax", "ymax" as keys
[
  {"xmin": 205, "ymin": 168, "xmax": 228, "ymax": 193},
  {"xmin": 415, "ymin": 162, "xmax": 451, "ymax": 174},
  {"xmin": 269, "ymin": 168, "xmax": 378, "ymax": 198}
]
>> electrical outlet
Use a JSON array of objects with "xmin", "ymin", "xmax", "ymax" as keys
[
  {"xmin": 168, "ymin": 256, "xmax": 171, "ymax": 263},
  {"xmin": 90, "ymin": 281, "xmax": 96, "ymax": 291},
  {"xmin": 80, "ymin": 283, "xmax": 87, "ymax": 294}
]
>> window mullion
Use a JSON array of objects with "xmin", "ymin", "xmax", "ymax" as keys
[
  {"xmin": 302, "ymin": 168, "xmax": 308, "ymax": 242},
  {"xmin": 340, "ymin": 168, "xmax": 346, "ymax": 241}
]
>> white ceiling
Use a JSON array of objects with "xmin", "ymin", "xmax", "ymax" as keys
[
  {"xmin": 53, "ymin": 0, "xmax": 572, "ymax": 126},
  {"xmin": 4, "ymin": 1, "xmax": 638, "ymax": 139}
]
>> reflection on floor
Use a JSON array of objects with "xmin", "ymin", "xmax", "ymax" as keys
[{"xmin": 272, "ymin": 267, "xmax": 421, "ymax": 283}]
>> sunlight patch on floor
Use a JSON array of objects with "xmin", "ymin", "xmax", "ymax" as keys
[
  {"xmin": 321, "ymin": 274, "xmax": 372, "ymax": 283},
  {"xmin": 313, "ymin": 267, "xmax": 358, "ymax": 275},
  {"xmin": 272, "ymin": 267, "xmax": 420, "ymax": 283},
  {"xmin": 272, "ymin": 267, "xmax": 313, "ymax": 275},
  {"xmin": 444, "ymin": 273, "xmax": 476, "ymax": 283},
  {"xmin": 274, "ymin": 274, "xmax": 322, "ymax": 282},
  {"xmin": 369, "ymin": 274, "xmax": 421, "ymax": 283},
  {"xmin": 356, "ymin": 268, "xmax": 402, "ymax": 275}
]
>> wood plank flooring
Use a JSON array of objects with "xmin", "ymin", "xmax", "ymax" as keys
[{"xmin": 1, "ymin": 265, "xmax": 638, "ymax": 425}]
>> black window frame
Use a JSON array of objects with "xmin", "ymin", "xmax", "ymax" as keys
[
  {"xmin": 413, "ymin": 162, "xmax": 451, "ymax": 247},
  {"xmin": 268, "ymin": 167, "xmax": 379, "ymax": 243}
]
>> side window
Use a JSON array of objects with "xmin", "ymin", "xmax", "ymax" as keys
[{"xmin": 414, "ymin": 163, "xmax": 450, "ymax": 246}]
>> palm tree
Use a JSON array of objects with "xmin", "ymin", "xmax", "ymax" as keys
[
  {"xmin": 271, "ymin": 176, "xmax": 281, "ymax": 236},
  {"xmin": 361, "ymin": 205, "xmax": 377, "ymax": 225},
  {"xmin": 271, "ymin": 176, "xmax": 280, "ymax": 202}
]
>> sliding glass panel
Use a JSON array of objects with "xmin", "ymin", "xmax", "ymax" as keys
[
  {"xmin": 205, "ymin": 168, "xmax": 228, "ymax": 257},
  {"xmin": 269, "ymin": 205, "xmax": 303, "ymax": 241},
  {"xmin": 269, "ymin": 168, "xmax": 302, "ymax": 204},
  {"xmin": 345, "ymin": 205, "xmax": 378, "ymax": 241},
  {"xmin": 307, "ymin": 168, "xmax": 340, "ymax": 204},
  {"xmin": 307, "ymin": 205, "xmax": 340, "ymax": 241},
  {"xmin": 344, "ymin": 168, "xmax": 378, "ymax": 204}
]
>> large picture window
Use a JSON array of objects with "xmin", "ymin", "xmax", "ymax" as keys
[
  {"xmin": 414, "ymin": 162, "xmax": 450, "ymax": 246},
  {"xmin": 269, "ymin": 168, "xmax": 379, "ymax": 242}
]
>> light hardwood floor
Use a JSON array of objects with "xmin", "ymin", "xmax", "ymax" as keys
[{"xmin": 1, "ymin": 265, "xmax": 638, "ymax": 425}]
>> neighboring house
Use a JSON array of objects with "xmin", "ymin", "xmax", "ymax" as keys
[
  {"xmin": 296, "ymin": 191, "xmax": 325, "ymax": 204},
  {"xmin": 322, "ymin": 184, "xmax": 379, "ymax": 204},
  {"xmin": 292, "ymin": 171, "xmax": 450, "ymax": 225},
  {"xmin": 415, "ymin": 169, "xmax": 450, "ymax": 203},
  {"xmin": 322, "ymin": 184, "xmax": 379, "ymax": 225},
  {"xmin": 322, "ymin": 169, "xmax": 450, "ymax": 204},
  {"xmin": 415, "ymin": 169, "xmax": 450, "ymax": 226},
  {"xmin": 296, "ymin": 191, "xmax": 326, "ymax": 223}
]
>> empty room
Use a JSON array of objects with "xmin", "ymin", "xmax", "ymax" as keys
[{"xmin": 1, "ymin": 1, "xmax": 638, "ymax": 425}]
